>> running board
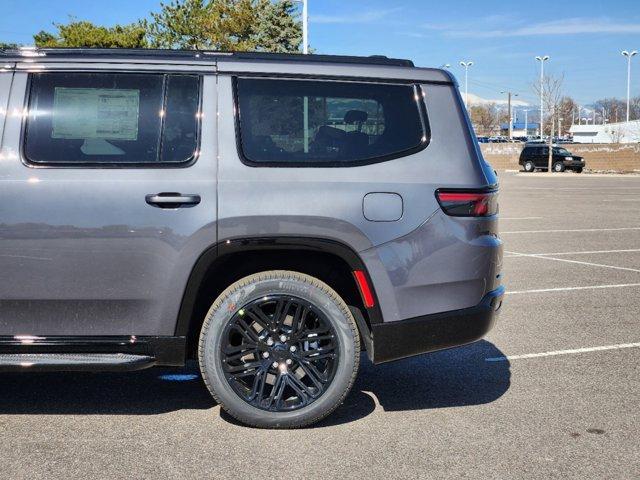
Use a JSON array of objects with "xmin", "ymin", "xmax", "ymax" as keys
[{"xmin": 0, "ymin": 353, "xmax": 156, "ymax": 372}]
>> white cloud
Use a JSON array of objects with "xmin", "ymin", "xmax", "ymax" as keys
[
  {"xmin": 423, "ymin": 17, "xmax": 640, "ymax": 38},
  {"xmin": 312, "ymin": 8, "xmax": 401, "ymax": 24}
]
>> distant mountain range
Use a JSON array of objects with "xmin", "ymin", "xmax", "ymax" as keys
[{"xmin": 466, "ymin": 92, "xmax": 530, "ymax": 107}]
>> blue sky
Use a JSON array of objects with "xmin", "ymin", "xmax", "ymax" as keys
[{"xmin": 0, "ymin": 0, "xmax": 639, "ymax": 106}]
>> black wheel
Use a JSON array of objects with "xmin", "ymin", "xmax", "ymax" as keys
[
  {"xmin": 523, "ymin": 160, "xmax": 535, "ymax": 172},
  {"xmin": 553, "ymin": 161, "xmax": 565, "ymax": 172},
  {"xmin": 575, "ymin": 167, "xmax": 583, "ymax": 173},
  {"xmin": 198, "ymin": 270, "xmax": 360, "ymax": 428}
]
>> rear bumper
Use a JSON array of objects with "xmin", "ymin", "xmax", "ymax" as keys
[{"xmin": 366, "ymin": 286, "xmax": 505, "ymax": 364}]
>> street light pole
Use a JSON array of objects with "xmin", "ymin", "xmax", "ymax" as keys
[
  {"xmin": 501, "ymin": 91, "xmax": 519, "ymax": 139},
  {"xmin": 293, "ymin": 0, "xmax": 309, "ymax": 54},
  {"xmin": 535, "ymin": 55, "xmax": 550, "ymax": 138},
  {"xmin": 524, "ymin": 109, "xmax": 529, "ymax": 137},
  {"xmin": 302, "ymin": 0, "xmax": 308, "ymax": 54},
  {"xmin": 459, "ymin": 61, "xmax": 474, "ymax": 106},
  {"xmin": 622, "ymin": 50, "xmax": 637, "ymax": 122},
  {"xmin": 293, "ymin": 0, "xmax": 309, "ymax": 151}
]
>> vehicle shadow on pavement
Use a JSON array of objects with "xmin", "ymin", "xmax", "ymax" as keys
[
  {"xmin": 0, "ymin": 364, "xmax": 214, "ymax": 415},
  {"xmin": 0, "ymin": 341, "xmax": 509, "ymax": 423},
  {"xmin": 317, "ymin": 340, "xmax": 511, "ymax": 427}
]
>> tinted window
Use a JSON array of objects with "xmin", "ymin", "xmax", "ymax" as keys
[
  {"xmin": 236, "ymin": 78, "xmax": 427, "ymax": 166},
  {"xmin": 25, "ymin": 73, "xmax": 200, "ymax": 166}
]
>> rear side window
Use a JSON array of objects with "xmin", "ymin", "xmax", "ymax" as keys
[
  {"xmin": 24, "ymin": 72, "xmax": 200, "ymax": 166},
  {"xmin": 235, "ymin": 78, "xmax": 428, "ymax": 166}
]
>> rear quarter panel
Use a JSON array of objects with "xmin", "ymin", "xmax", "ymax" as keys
[{"xmin": 217, "ymin": 73, "xmax": 499, "ymax": 322}]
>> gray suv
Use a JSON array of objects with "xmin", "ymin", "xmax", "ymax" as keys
[{"xmin": 0, "ymin": 48, "xmax": 504, "ymax": 428}]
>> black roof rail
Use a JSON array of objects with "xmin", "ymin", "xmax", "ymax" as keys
[{"xmin": 0, "ymin": 47, "xmax": 414, "ymax": 67}]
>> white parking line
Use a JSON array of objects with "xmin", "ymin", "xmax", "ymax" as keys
[
  {"xmin": 501, "ymin": 216, "xmax": 544, "ymax": 220},
  {"xmin": 504, "ymin": 248, "xmax": 640, "ymax": 258},
  {"xmin": 506, "ymin": 251, "xmax": 640, "ymax": 273},
  {"xmin": 502, "ymin": 227, "xmax": 640, "ymax": 234},
  {"xmin": 506, "ymin": 283, "xmax": 640, "ymax": 294},
  {"xmin": 485, "ymin": 343, "xmax": 640, "ymax": 362}
]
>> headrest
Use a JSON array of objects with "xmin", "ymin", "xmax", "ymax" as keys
[{"xmin": 344, "ymin": 110, "xmax": 368, "ymax": 124}]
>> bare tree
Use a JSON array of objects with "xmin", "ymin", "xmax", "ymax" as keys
[
  {"xmin": 532, "ymin": 73, "xmax": 564, "ymax": 171},
  {"xmin": 593, "ymin": 98, "xmax": 626, "ymax": 124},
  {"xmin": 469, "ymin": 103, "xmax": 500, "ymax": 136},
  {"xmin": 605, "ymin": 125, "xmax": 627, "ymax": 143},
  {"xmin": 629, "ymin": 95, "xmax": 640, "ymax": 122},
  {"xmin": 556, "ymin": 96, "xmax": 578, "ymax": 135}
]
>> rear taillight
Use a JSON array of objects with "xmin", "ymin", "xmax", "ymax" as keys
[{"xmin": 436, "ymin": 190, "xmax": 498, "ymax": 217}]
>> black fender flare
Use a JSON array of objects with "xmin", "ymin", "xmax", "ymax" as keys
[{"xmin": 174, "ymin": 236, "xmax": 384, "ymax": 338}]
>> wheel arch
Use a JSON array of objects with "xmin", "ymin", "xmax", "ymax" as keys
[{"xmin": 175, "ymin": 237, "xmax": 382, "ymax": 358}]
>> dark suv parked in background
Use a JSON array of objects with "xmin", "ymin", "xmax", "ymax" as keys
[
  {"xmin": 520, "ymin": 144, "xmax": 585, "ymax": 173},
  {"xmin": 0, "ymin": 47, "xmax": 503, "ymax": 428}
]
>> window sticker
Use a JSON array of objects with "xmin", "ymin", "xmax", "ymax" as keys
[{"xmin": 52, "ymin": 88, "xmax": 140, "ymax": 140}]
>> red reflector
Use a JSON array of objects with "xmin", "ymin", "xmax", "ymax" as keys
[
  {"xmin": 353, "ymin": 270, "xmax": 375, "ymax": 308},
  {"xmin": 436, "ymin": 190, "xmax": 498, "ymax": 217}
]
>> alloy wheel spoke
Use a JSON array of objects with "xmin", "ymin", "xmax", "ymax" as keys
[
  {"xmin": 291, "ymin": 306, "xmax": 311, "ymax": 340},
  {"xmin": 226, "ymin": 360, "xmax": 263, "ymax": 375},
  {"xmin": 300, "ymin": 345, "xmax": 335, "ymax": 358},
  {"xmin": 249, "ymin": 368, "xmax": 268, "ymax": 401},
  {"xmin": 296, "ymin": 361, "xmax": 326, "ymax": 390},
  {"xmin": 265, "ymin": 374, "xmax": 287, "ymax": 409},
  {"xmin": 285, "ymin": 376, "xmax": 312, "ymax": 404},
  {"xmin": 245, "ymin": 306, "xmax": 273, "ymax": 332},
  {"xmin": 272, "ymin": 298, "xmax": 290, "ymax": 329},
  {"xmin": 223, "ymin": 346, "xmax": 258, "ymax": 362},
  {"xmin": 233, "ymin": 317, "xmax": 261, "ymax": 344}
]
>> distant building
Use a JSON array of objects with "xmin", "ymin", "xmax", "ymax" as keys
[
  {"xmin": 499, "ymin": 122, "xmax": 539, "ymax": 137},
  {"xmin": 570, "ymin": 120, "xmax": 640, "ymax": 143}
]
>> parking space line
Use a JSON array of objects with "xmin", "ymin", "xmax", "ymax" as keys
[
  {"xmin": 485, "ymin": 343, "xmax": 640, "ymax": 362},
  {"xmin": 505, "ymin": 248, "xmax": 640, "ymax": 258},
  {"xmin": 506, "ymin": 250, "xmax": 640, "ymax": 273},
  {"xmin": 502, "ymin": 227, "xmax": 640, "ymax": 234},
  {"xmin": 506, "ymin": 283, "xmax": 640, "ymax": 294}
]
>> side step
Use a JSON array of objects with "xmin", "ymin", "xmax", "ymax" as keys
[{"xmin": 0, "ymin": 353, "xmax": 156, "ymax": 372}]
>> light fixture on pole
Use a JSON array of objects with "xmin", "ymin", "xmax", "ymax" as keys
[
  {"xmin": 535, "ymin": 55, "xmax": 550, "ymax": 138},
  {"xmin": 622, "ymin": 50, "xmax": 637, "ymax": 122},
  {"xmin": 459, "ymin": 61, "xmax": 474, "ymax": 106}
]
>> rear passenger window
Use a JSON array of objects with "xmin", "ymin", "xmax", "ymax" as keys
[
  {"xmin": 235, "ymin": 78, "xmax": 428, "ymax": 166},
  {"xmin": 24, "ymin": 73, "xmax": 200, "ymax": 166}
]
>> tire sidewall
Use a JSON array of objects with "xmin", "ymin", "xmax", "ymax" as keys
[
  {"xmin": 198, "ymin": 272, "xmax": 358, "ymax": 428},
  {"xmin": 524, "ymin": 161, "xmax": 534, "ymax": 172}
]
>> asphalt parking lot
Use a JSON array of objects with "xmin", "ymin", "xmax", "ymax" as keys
[{"xmin": 1, "ymin": 171, "xmax": 639, "ymax": 479}]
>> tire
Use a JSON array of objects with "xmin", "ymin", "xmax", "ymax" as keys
[
  {"xmin": 575, "ymin": 167, "xmax": 583, "ymax": 173},
  {"xmin": 198, "ymin": 270, "xmax": 360, "ymax": 429},
  {"xmin": 523, "ymin": 160, "xmax": 535, "ymax": 172},
  {"xmin": 553, "ymin": 162, "xmax": 565, "ymax": 172}
]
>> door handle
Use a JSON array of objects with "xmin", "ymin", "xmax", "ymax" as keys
[{"xmin": 145, "ymin": 193, "xmax": 201, "ymax": 208}]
